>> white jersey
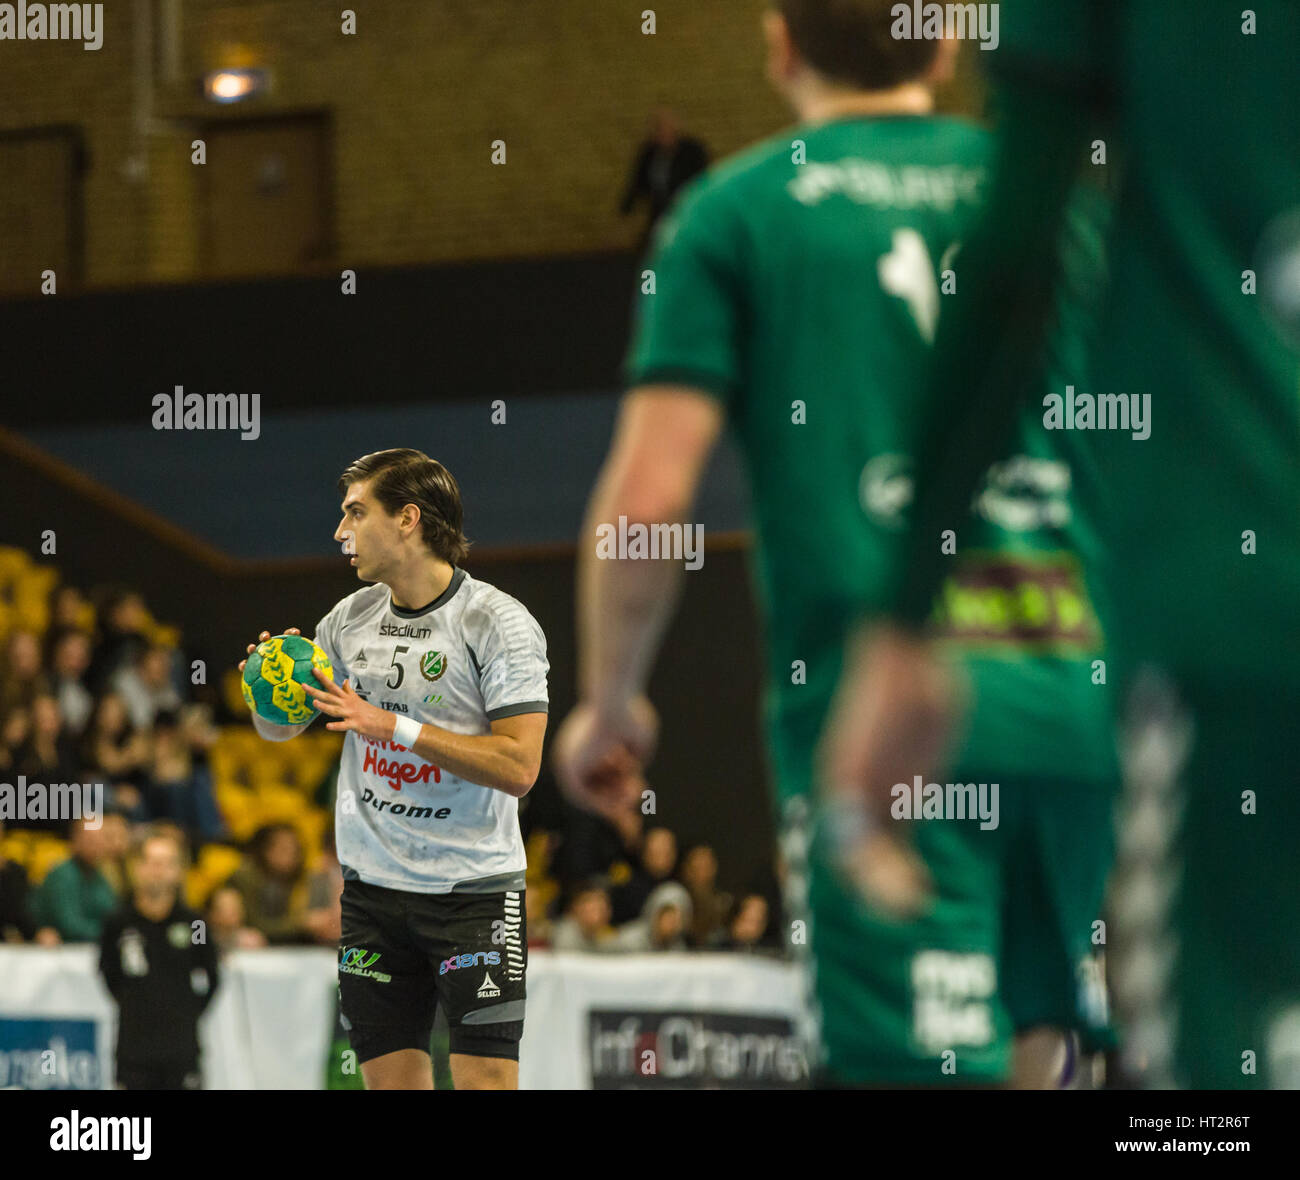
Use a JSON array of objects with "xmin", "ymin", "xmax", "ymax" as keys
[{"xmin": 312, "ymin": 568, "xmax": 548, "ymax": 894}]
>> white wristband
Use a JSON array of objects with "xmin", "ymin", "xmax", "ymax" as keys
[{"xmin": 392, "ymin": 715, "xmax": 423, "ymax": 749}]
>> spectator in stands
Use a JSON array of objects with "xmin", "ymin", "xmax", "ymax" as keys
[
  {"xmin": 87, "ymin": 588, "xmax": 149, "ymax": 694},
  {"xmin": 81, "ymin": 692, "xmax": 150, "ymax": 814},
  {"xmin": 554, "ymin": 802, "xmax": 642, "ymax": 894},
  {"xmin": 0, "ymin": 628, "xmax": 49, "ymax": 712},
  {"xmin": 206, "ymin": 884, "xmax": 267, "ymax": 953},
  {"xmin": 610, "ymin": 824, "xmax": 678, "ymax": 925},
  {"xmin": 0, "ymin": 819, "xmax": 37, "ymax": 942},
  {"xmin": 710, "ymin": 893, "xmax": 772, "ymax": 953},
  {"xmin": 97, "ymin": 811, "xmax": 134, "ymax": 897},
  {"xmin": 31, "ymin": 816, "xmax": 120, "ymax": 944},
  {"xmin": 51, "ymin": 584, "xmax": 94, "ymax": 633},
  {"xmin": 13, "ymin": 696, "xmax": 83, "ymax": 821},
  {"xmin": 619, "ymin": 106, "xmax": 711, "ymax": 249},
  {"xmin": 225, "ymin": 823, "xmax": 313, "ymax": 946},
  {"xmin": 139, "ymin": 711, "xmax": 225, "ymax": 845},
  {"xmin": 49, "ymin": 627, "xmax": 95, "ymax": 737},
  {"xmin": 550, "ymin": 879, "xmax": 618, "ymax": 953},
  {"xmin": 615, "ymin": 881, "xmax": 693, "ymax": 952},
  {"xmin": 304, "ymin": 829, "xmax": 344, "ymax": 946},
  {"xmin": 679, "ymin": 844, "xmax": 731, "ymax": 949},
  {"xmin": 112, "ymin": 643, "xmax": 182, "ymax": 732},
  {"xmin": 6, "ymin": 696, "xmax": 81, "ymax": 837},
  {"xmin": 99, "ymin": 826, "xmax": 219, "ymax": 1090},
  {"xmin": 0, "ymin": 704, "xmax": 31, "ymax": 776}
]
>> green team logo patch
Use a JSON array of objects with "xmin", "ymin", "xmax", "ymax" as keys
[
  {"xmin": 339, "ymin": 946, "xmax": 392, "ymax": 983},
  {"xmin": 420, "ymin": 651, "xmax": 447, "ymax": 681},
  {"xmin": 931, "ymin": 552, "xmax": 1101, "ymax": 653}
]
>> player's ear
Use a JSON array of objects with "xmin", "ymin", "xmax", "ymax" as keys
[{"xmin": 401, "ymin": 502, "xmax": 422, "ymax": 537}]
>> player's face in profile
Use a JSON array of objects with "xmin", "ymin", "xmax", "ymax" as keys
[{"xmin": 335, "ymin": 479, "xmax": 404, "ymax": 582}]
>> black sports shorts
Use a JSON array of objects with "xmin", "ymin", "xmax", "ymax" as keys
[{"xmin": 337, "ymin": 878, "xmax": 526, "ymax": 1064}]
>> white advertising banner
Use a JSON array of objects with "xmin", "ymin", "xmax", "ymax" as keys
[
  {"xmin": 0, "ymin": 945, "xmax": 336, "ymax": 1090},
  {"xmin": 1, "ymin": 947, "xmax": 809, "ymax": 1089},
  {"xmin": 520, "ymin": 952, "xmax": 811, "ymax": 1089}
]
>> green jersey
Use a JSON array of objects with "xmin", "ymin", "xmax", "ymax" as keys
[
  {"xmin": 626, "ymin": 116, "xmax": 1115, "ymax": 802},
  {"xmin": 899, "ymin": 1, "xmax": 1300, "ymax": 680},
  {"xmin": 936, "ymin": 186, "xmax": 1117, "ymax": 778}
]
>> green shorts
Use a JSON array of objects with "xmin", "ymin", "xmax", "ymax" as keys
[{"xmin": 793, "ymin": 772, "xmax": 1116, "ymax": 1086}]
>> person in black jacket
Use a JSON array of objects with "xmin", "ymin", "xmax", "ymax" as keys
[
  {"xmin": 619, "ymin": 107, "xmax": 710, "ymax": 251},
  {"xmin": 0, "ymin": 820, "xmax": 37, "ymax": 942},
  {"xmin": 99, "ymin": 826, "xmax": 219, "ymax": 1089}
]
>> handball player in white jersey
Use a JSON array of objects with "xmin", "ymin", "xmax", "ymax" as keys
[{"xmin": 239, "ymin": 449, "xmax": 548, "ymax": 1090}]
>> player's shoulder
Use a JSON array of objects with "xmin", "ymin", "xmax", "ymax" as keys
[
  {"xmin": 456, "ymin": 573, "xmax": 546, "ymax": 645},
  {"xmin": 668, "ymin": 127, "xmax": 808, "ymax": 220},
  {"xmin": 319, "ymin": 583, "xmax": 389, "ymax": 631},
  {"xmin": 671, "ymin": 115, "xmax": 991, "ymax": 220}
]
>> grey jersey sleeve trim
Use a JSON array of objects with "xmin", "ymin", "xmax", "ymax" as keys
[{"xmin": 485, "ymin": 700, "xmax": 549, "ymax": 721}]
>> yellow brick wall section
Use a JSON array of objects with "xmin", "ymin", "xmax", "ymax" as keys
[{"xmin": 0, "ymin": 0, "xmax": 981, "ymax": 286}]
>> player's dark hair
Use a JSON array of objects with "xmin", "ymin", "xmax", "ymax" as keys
[
  {"xmin": 774, "ymin": 0, "xmax": 940, "ymax": 90},
  {"xmin": 338, "ymin": 449, "xmax": 472, "ymax": 566}
]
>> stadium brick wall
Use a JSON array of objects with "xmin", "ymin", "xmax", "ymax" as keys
[{"xmin": 0, "ymin": 0, "xmax": 981, "ymax": 288}]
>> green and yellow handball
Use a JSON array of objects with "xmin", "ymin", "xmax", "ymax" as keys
[{"xmin": 241, "ymin": 634, "xmax": 334, "ymax": 725}]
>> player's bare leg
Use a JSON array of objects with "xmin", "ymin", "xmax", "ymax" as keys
[
  {"xmin": 360, "ymin": 1049, "xmax": 434, "ymax": 1090},
  {"xmin": 449, "ymin": 1054, "xmax": 518, "ymax": 1090},
  {"xmin": 1011, "ymin": 1027, "xmax": 1069, "ymax": 1089}
]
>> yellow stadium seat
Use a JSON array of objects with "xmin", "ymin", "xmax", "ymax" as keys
[
  {"xmin": 196, "ymin": 843, "xmax": 242, "ymax": 883},
  {"xmin": 214, "ymin": 783, "xmax": 260, "ymax": 843},
  {"xmin": 0, "ymin": 829, "xmax": 36, "ymax": 869},
  {"xmin": 186, "ymin": 844, "xmax": 244, "ymax": 906},
  {"xmin": 28, "ymin": 838, "xmax": 71, "ymax": 885},
  {"xmin": 222, "ymin": 669, "xmax": 249, "ymax": 716}
]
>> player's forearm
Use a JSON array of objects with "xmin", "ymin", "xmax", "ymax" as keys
[
  {"xmin": 402, "ymin": 723, "xmax": 540, "ymax": 798},
  {"xmin": 891, "ymin": 81, "xmax": 1091, "ymax": 627},
  {"xmin": 576, "ymin": 472, "xmax": 688, "ymax": 717}
]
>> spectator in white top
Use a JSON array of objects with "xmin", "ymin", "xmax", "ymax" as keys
[
  {"xmin": 112, "ymin": 644, "xmax": 181, "ymax": 731},
  {"xmin": 50, "ymin": 628, "xmax": 95, "ymax": 737}
]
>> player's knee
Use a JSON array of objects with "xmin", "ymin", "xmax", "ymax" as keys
[{"xmin": 359, "ymin": 1047, "xmax": 434, "ymax": 1090}]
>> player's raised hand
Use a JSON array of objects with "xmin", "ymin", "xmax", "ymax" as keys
[
  {"xmin": 552, "ymin": 696, "xmax": 659, "ymax": 823},
  {"xmin": 238, "ymin": 628, "xmax": 302, "ymax": 673},
  {"xmin": 304, "ymin": 672, "xmax": 393, "ymax": 741},
  {"xmin": 817, "ymin": 622, "xmax": 963, "ymax": 917}
]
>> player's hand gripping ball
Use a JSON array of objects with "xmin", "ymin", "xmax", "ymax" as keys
[{"xmin": 241, "ymin": 634, "xmax": 333, "ymax": 725}]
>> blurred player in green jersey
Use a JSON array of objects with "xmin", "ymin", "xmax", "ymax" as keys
[
  {"xmin": 555, "ymin": 0, "xmax": 1118, "ymax": 1087},
  {"xmin": 825, "ymin": 1, "xmax": 1300, "ymax": 1088}
]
